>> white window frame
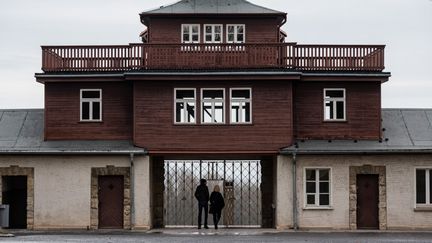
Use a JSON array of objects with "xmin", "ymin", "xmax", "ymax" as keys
[
  {"xmin": 201, "ymin": 88, "xmax": 225, "ymax": 124},
  {"xmin": 174, "ymin": 88, "xmax": 196, "ymax": 124},
  {"xmin": 414, "ymin": 167, "xmax": 432, "ymax": 207},
  {"xmin": 230, "ymin": 88, "xmax": 252, "ymax": 124},
  {"xmin": 181, "ymin": 24, "xmax": 200, "ymax": 43},
  {"xmin": 304, "ymin": 167, "xmax": 332, "ymax": 209},
  {"xmin": 323, "ymin": 88, "xmax": 346, "ymax": 121},
  {"xmin": 226, "ymin": 24, "xmax": 246, "ymax": 43},
  {"xmin": 204, "ymin": 24, "xmax": 223, "ymax": 43},
  {"xmin": 80, "ymin": 89, "xmax": 102, "ymax": 122}
]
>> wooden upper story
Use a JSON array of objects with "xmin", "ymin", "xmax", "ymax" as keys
[
  {"xmin": 37, "ymin": 0, "xmax": 391, "ymax": 153},
  {"xmin": 41, "ymin": 0, "xmax": 385, "ymax": 73}
]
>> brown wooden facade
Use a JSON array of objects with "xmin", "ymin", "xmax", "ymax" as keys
[{"xmin": 36, "ymin": 1, "xmax": 390, "ymax": 154}]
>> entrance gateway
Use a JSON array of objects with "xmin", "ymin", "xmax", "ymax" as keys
[{"xmin": 164, "ymin": 160, "xmax": 262, "ymax": 227}]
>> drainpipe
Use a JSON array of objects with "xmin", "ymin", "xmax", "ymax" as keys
[
  {"xmin": 130, "ymin": 153, "xmax": 135, "ymax": 229},
  {"xmin": 292, "ymin": 150, "xmax": 298, "ymax": 230}
]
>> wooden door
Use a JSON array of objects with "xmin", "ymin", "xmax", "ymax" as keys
[
  {"xmin": 98, "ymin": 175, "xmax": 124, "ymax": 229},
  {"xmin": 356, "ymin": 174, "xmax": 379, "ymax": 229}
]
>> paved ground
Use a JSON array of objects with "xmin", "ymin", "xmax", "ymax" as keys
[{"xmin": 1, "ymin": 230, "xmax": 432, "ymax": 243}]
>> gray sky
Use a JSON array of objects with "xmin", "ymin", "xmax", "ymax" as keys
[{"xmin": 0, "ymin": 0, "xmax": 431, "ymax": 109}]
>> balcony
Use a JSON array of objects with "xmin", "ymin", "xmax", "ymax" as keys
[{"xmin": 41, "ymin": 43, "xmax": 385, "ymax": 72}]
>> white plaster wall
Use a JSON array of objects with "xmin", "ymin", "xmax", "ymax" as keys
[
  {"xmin": 275, "ymin": 155, "xmax": 293, "ymax": 229},
  {"xmin": 296, "ymin": 154, "xmax": 432, "ymax": 230},
  {"xmin": 0, "ymin": 155, "xmax": 145, "ymax": 230},
  {"xmin": 133, "ymin": 155, "xmax": 151, "ymax": 229}
]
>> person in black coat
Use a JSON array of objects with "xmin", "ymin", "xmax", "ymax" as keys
[
  {"xmin": 210, "ymin": 185, "xmax": 225, "ymax": 229},
  {"xmin": 194, "ymin": 179, "xmax": 209, "ymax": 229}
]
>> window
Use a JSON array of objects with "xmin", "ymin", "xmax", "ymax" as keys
[
  {"xmin": 324, "ymin": 88, "xmax": 346, "ymax": 121},
  {"xmin": 80, "ymin": 89, "xmax": 102, "ymax": 121},
  {"xmin": 227, "ymin": 24, "xmax": 245, "ymax": 43},
  {"xmin": 416, "ymin": 169, "xmax": 432, "ymax": 205},
  {"xmin": 230, "ymin": 88, "xmax": 251, "ymax": 124},
  {"xmin": 204, "ymin": 24, "xmax": 223, "ymax": 43},
  {"xmin": 174, "ymin": 89, "xmax": 196, "ymax": 124},
  {"xmin": 182, "ymin": 24, "xmax": 200, "ymax": 43},
  {"xmin": 305, "ymin": 168, "xmax": 331, "ymax": 207},
  {"xmin": 201, "ymin": 89, "xmax": 225, "ymax": 124}
]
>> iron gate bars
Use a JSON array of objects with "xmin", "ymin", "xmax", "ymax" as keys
[{"xmin": 164, "ymin": 160, "xmax": 262, "ymax": 227}]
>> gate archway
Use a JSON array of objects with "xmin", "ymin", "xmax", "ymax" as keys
[{"xmin": 164, "ymin": 160, "xmax": 262, "ymax": 227}]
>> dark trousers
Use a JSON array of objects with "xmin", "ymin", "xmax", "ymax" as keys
[
  {"xmin": 198, "ymin": 203, "xmax": 208, "ymax": 227},
  {"xmin": 213, "ymin": 210, "xmax": 222, "ymax": 229}
]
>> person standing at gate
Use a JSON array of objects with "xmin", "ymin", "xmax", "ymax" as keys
[
  {"xmin": 194, "ymin": 179, "xmax": 209, "ymax": 229},
  {"xmin": 209, "ymin": 185, "xmax": 225, "ymax": 230}
]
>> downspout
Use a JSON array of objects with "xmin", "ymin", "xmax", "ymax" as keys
[
  {"xmin": 130, "ymin": 153, "xmax": 135, "ymax": 229},
  {"xmin": 292, "ymin": 150, "xmax": 298, "ymax": 230}
]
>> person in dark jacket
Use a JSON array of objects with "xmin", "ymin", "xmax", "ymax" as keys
[
  {"xmin": 210, "ymin": 185, "xmax": 225, "ymax": 229},
  {"xmin": 194, "ymin": 179, "xmax": 209, "ymax": 229}
]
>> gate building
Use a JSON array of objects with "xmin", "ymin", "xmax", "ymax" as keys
[{"xmin": 1, "ymin": 0, "xmax": 432, "ymax": 231}]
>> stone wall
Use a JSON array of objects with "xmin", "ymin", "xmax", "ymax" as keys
[
  {"xmin": 349, "ymin": 165, "xmax": 386, "ymax": 230},
  {"xmin": 0, "ymin": 166, "xmax": 34, "ymax": 229}
]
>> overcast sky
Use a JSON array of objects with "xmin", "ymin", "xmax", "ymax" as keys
[{"xmin": 0, "ymin": 0, "xmax": 431, "ymax": 109}]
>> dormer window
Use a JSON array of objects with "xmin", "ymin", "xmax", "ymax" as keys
[
  {"xmin": 80, "ymin": 89, "xmax": 102, "ymax": 122},
  {"xmin": 182, "ymin": 24, "xmax": 200, "ymax": 43},
  {"xmin": 204, "ymin": 24, "xmax": 223, "ymax": 43},
  {"xmin": 227, "ymin": 24, "xmax": 245, "ymax": 43},
  {"xmin": 324, "ymin": 88, "xmax": 346, "ymax": 121}
]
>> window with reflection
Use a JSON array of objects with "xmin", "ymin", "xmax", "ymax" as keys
[
  {"xmin": 175, "ymin": 89, "xmax": 196, "ymax": 124},
  {"xmin": 324, "ymin": 88, "xmax": 346, "ymax": 121},
  {"xmin": 202, "ymin": 89, "xmax": 225, "ymax": 124},
  {"xmin": 230, "ymin": 88, "xmax": 251, "ymax": 124}
]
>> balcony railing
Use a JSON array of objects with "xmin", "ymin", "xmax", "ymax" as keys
[{"xmin": 41, "ymin": 43, "xmax": 385, "ymax": 72}]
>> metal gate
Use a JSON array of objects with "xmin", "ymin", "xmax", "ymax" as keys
[{"xmin": 164, "ymin": 160, "xmax": 262, "ymax": 227}]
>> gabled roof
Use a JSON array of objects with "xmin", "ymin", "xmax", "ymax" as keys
[
  {"xmin": 0, "ymin": 109, "xmax": 146, "ymax": 154},
  {"xmin": 141, "ymin": 0, "xmax": 285, "ymax": 15},
  {"xmin": 282, "ymin": 109, "xmax": 432, "ymax": 154}
]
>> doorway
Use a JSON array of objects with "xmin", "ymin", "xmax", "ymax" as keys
[
  {"xmin": 2, "ymin": 176, "xmax": 27, "ymax": 229},
  {"xmin": 98, "ymin": 175, "xmax": 124, "ymax": 229},
  {"xmin": 356, "ymin": 174, "xmax": 379, "ymax": 229}
]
